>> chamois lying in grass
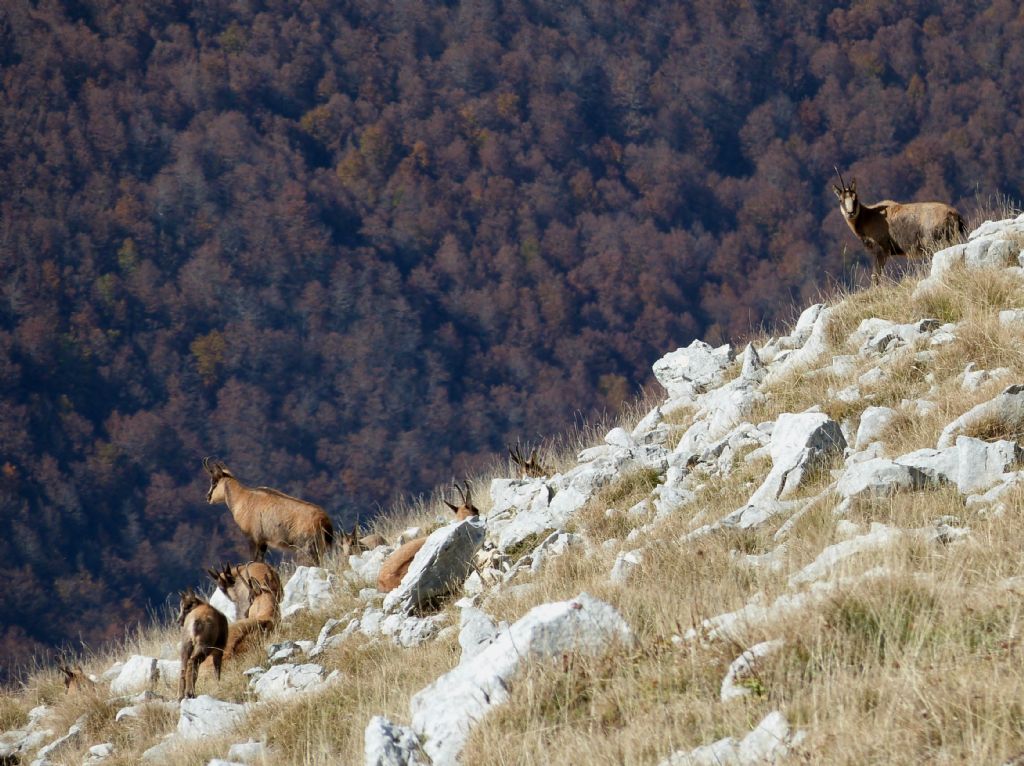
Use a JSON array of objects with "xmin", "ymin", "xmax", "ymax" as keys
[
  {"xmin": 339, "ymin": 524, "xmax": 389, "ymax": 558},
  {"xmin": 203, "ymin": 457, "xmax": 334, "ymax": 565},
  {"xmin": 508, "ymin": 440, "xmax": 550, "ymax": 478},
  {"xmin": 377, "ymin": 482, "xmax": 480, "ymax": 593},
  {"xmin": 203, "ymin": 564, "xmax": 283, "ymax": 664},
  {"xmin": 58, "ymin": 664, "xmax": 95, "ymax": 694},
  {"xmin": 207, "ymin": 561, "xmax": 283, "ymax": 618},
  {"xmin": 833, "ymin": 167, "xmax": 966, "ymax": 285},
  {"xmin": 177, "ymin": 588, "xmax": 228, "ymax": 700}
]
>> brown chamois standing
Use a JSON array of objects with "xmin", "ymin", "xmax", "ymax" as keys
[
  {"xmin": 207, "ymin": 561, "xmax": 283, "ymax": 618},
  {"xmin": 508, "ymin": 440, "xmax": 550, "ymax": 478},
  {"xmin": 203, "ymin": 457, "xmax": 334, "ymax": 565},
  {"xmin": 177, "ymin": 588, "xmax": 228, "ymax": 700},
  {"xmin": 832, "ymin": 167, "xmax": 967, "ymax": 285},
  {"xmin": 377, "ymin": 482, "xmax": 480, "ymax": 593},
  {"xmin": 58, "ymin": 664, "xmax": 95, "ymax": 694}
]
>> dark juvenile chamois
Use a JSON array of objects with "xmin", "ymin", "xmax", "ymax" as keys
[
  {"xmin": 377, "ymin": 482, "xmax": 480, "ymax": 593},
  {"xmin": 177, "ymin": 588, "xmax": 228, "ymax": 700},
  {"xmin": 204, "ymin": 458, "xmax": 334, "ymax": 565},
  {"xmin": 833, "ymin": 168, "xmax": 966, "ymax": 285}
]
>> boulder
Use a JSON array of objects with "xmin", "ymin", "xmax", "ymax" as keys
[
  {"xmin": 720, "ymin": 640, "xmax": 785, "ymax": 703},
  {"xmin": 250, "ymin": 663, "xmax": 337, "ymax": 701},
  {"xmin": 740, "ymin": 343, "xmax": 766, "ymax": 382},
  {"xmin": 409, "ymin": 593, "xmax": 634, "ymax": 765},
  {"xmin": 85, "ymin": 743, "xmax": 115, "ymax": 763},
  {"xmin": 855, "ymin": 406, "xmax": 897, "ymax": 449},
  {"xmin": 281, "ymin": 566, "xmax": 336, "ymax": 618},
  {"xmin": 837, "ymin": 458, "xmax": 927, "ymax": 502},
  {"xmin": 364, "ymin": 716, "xmax": 429, "ymax": 766},
  {"xmin": 965, "ymin": 236, "xmax": 1019, "ymax": 269},
  {"xmin": 938, "ymin": 385, "xmax": 1024, "ymax": 449},
  {"xmin": 177, "ymin": 696, "xmax": 247, "ymax": 740},
  {"xmin": 748, "ymin": 412, "xmax": 846, "ymax": 507},
  {"xmin": 788, "ymin": 523, "xmax": 903, "ymax": 587},
  {"xmin": 458, "ymin": 606, "xmax": 504, "ymax": 664},
  {"xmin": 956, "ymin": 435, "xmax": 1023, "ymax": 494},
  {"xmin": 109, "ymin": 655, "xmax": 180, "ymax": 695},
  {"xmin": 610, "ymin": 550, "xmax": 643, "ymax": 584},
  {"xmin": 383, "ymin": 517, "xmax": 486, "ymax": 615},
  {"xmin": 30, "ymin": 715, "xmax": 86, "ymax": 766},
  {"xmin": 488, "ymin": 478, "xmax": 556, "ymax": 552},
  {"xmin": 208, "ymin": 589, "xmax": 237, "ymax": 623},
  {"xmin": 766, "ymin": 306, "xmax": 833, "ymax": 378},
  {"xmin": 652, "ymin": 340, "xmax": 733, "ymax": 401},
  {"xmin": 227, "ymin": 741, "xmax": 268, "ymax": 763},
  {"xmin": 894, "ymin": 447, "xmax": 959, "ymax": 486},
  {"xmin": 657, "ymin": 711, "xmax": 802, "ymax": 766}
]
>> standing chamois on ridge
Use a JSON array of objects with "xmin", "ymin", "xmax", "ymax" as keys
[
  {"xmin": 832, "ymin": 167, "xmax": 966, "ymax": 285},
  {"xmin": 204, "ymin": 457, "xmax": 334, "ymax": 566}
]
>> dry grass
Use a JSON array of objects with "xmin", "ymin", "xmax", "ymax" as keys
[{"xmin": 8, "ymin": 209, "xmax": 1024, "ymax": 765}]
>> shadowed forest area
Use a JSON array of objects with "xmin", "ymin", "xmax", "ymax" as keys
[{"xmin": 1, "ymin": 0, "xmax": 1022, "ymax": 678}]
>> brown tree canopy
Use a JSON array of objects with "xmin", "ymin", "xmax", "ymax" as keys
[{"xmin": 1, "ymin": 0, "xmax": 1022, "ymax": 678}]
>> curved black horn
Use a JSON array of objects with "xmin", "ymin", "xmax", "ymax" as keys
[{"xmin": 834, "ymin": 166, "xmax": 847, "ymax": 189}]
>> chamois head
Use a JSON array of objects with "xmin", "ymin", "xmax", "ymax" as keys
[
  {"xmin": 58, "ymin": 664, "xmax": 94, "ymax": 694},
  {"xmin": 202, "ymin": 457, "xmax": 234, "ymax": 504},
  {"xmin": 177, "ymin": 588, "xmax": 205, "ymax": 626},
  {"xmin": 832, "ymin": 167, "xmax": 859, "ymax": 221},
  {"xmin": 339, "ymin": 526, "xmax": 367, "ymax": 558},
  {"xmin": 206, "ymin": 562, "xmax": 237, "ymax": 594},
  {"xmin": 443, "ymin": 481, "xmax": 480, "ymax": 520},
  {"xmin": 508, "ymin": 440, "xmax": 548, "ymax": 478}
]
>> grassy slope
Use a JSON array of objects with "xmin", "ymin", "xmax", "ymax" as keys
[{"xmin": 5, "ymin": 208, "xmax": 1024, "ymax": 765}]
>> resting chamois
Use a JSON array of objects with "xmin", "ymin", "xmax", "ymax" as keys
[
  {"xmin": 377, "ymin": 482, "xmax": 480, "ymax": 593},
  {"xmin": 832, "ymin": 168, "xmax": 966, "ymax": 284},
  {"xmin": 508, "ymin": 440, "xmax": 549, "ymax": 478},
  {"xmin": 177, "ymin": 588, "xmax": 228, "ymax": 699},
  {"xmin": 203, "ymin": 458, "xmax": 334, "ymax": 565},
  {"xmin": 339, "ymin": 524, "xmax": 389, "ymax": 558},
  {"xmin": 222, "ymin": 572, "xmax": 280, "ymax": 659},
  {"xmin": 58, "ymin": 664, "xmax": 95, "ymax": 694},
  {"xmin": 207, "ymin": 561, "xmax": 283, "ymax": 618}
]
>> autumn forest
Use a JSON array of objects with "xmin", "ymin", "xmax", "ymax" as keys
[{"xmin": 1, "ymin": 0, "xmax": 1023, "ymax": 678}]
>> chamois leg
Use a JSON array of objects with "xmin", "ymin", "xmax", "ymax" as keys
[
  {"xmin": 251, "ymin": 540, "xmax": 267, "ymax": 562},
  {"xmin": 872, "ymin": 251, "xmax": 888, "ymax": 286},
  {"xmin": 178, "ymin": 640, "xmax": 191, "ymax": 700},
  {"xmin": 211, "ymin": 649, "xmax": 223, "ymax": 682}
]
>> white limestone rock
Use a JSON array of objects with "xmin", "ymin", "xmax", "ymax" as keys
[
  {"xmin": 364, "ymin": 716, "xmax": 429, "ymax": 766},
  {"xmin": 250, "ymin": 663, "xmax": 336, "ymax": 701},
  {"xmin": 30, "ymin": 715, "xmax": 86, "ymax": 766},
  {"xmin": 84, "ymin": 743, "xmax": 115, "ymax": 763},
  {"xmin": 938, "ymin": 384, "xmax": 1024, "ymax": 449},
  {"xmin": 610, "ymin": 550, "xmax": 644, "ymax": 584},
  {"xmin": 740, "ymin": 343, "xmax": 766, "ymax": 382},
  {"xmin": 488, "ymin": 478, "xmax": 557, "ymax": 552},
  {"xmin": 227, "ymin": 740, "xmax": 268, "ymax": 763},
  {"xmin": 208, "ymin": 588, "xmax": 238, "ymax": 623},
  {"xmin": 657, "ymin": 711, "xmax": 802, "ymax": 766},
  {"xmin": 348, "ymin": 546, "xmax": 393, "ymax": 587},
  {"xmin": 652, "ymin": 340, "xmax": 733, "ymax": 401},
  {"xmin": 789, "ymin": 523, "xmax": 902, "ymax": 587},
  {"xmin": 720, "ymin": 640, "xmax": 785, "ymax": 703},
  {"xmin": 837, "ymin": 458, "xmax": 927, "ymax": 502},
  {"xmin": 281, "ymin": 566, "xmax": 337, "ymax": 619},
  {"xmin": 894, "ymin": 447, "xmax": 959, "ymax": 486},
  {"xmin": 409, "ymin": 593, "xmax": 634, "ymax": 765},
  {"xmin": 961, "ymin": 362, "xmax": 1012, "ymax": 392},
  {"xmin": 458, "ymin": 606, "xmax": 505, "ymax": 664},
  {"xmin": 109, "ymin": 655, "xmax": 180, "ymax": 695},
  {"xmin": 999, "ymin": 309, "xmax": 1024, "ymax": 327},
  {"xmin": 855, "ymin": 406, "xmax": 897, "ymax": 449},
  {"xmin": 177, "ymin": 696, "xmax": 247, "ymax": 740},
  {"xmin": 765, "ymin": 306, "xmax": 833, "ymax": 379},
  {"xmin": 383, "ymin": 517, "xmax": 486, "ymax": 615},
  {"xmin": 956, "ymin": 435, "xmax": 1023, "ymax": 494}
]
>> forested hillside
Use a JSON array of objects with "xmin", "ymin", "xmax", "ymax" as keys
[{"xmin": 1, "ymin": 0, "xmax": 1022, "ymax": 678}]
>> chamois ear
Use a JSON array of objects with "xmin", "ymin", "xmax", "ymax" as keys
[
  {"xmin": 850, "ymin": 178, "xmax": 856, "ymax": 192},
  {"xmin": 832, "ymin": 184, "xmax": 842, "ymax": 197}
]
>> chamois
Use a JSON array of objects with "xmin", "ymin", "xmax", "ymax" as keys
[
  {"xmin": 207, "ymin": 561, "xmax": 283, "ymax": 618},
  {"xmin": 339, "ymin": 524, "xmax": 389, "ymax": 558},
  {"xmin": 377, "ymin": 482, "xmax": 480, "ymax": 593},
  {"xmin": 203, "ymin": 457, "xmax": 334, "ymax": 565},
  {"xmin": 221, "ymin": 573, "xmax": 280, "ymax": 659},
  {"xmin": 177, "ymin": 588, "xmax": 228, "ymax": 700},
  {"xmin": 58, "ymin": 664, "xmax": 95, "ymax": 694},
  {"xmin": 832, "ymin": 167, "xmax": 966, "ymax": 285},
  {"xmin": 508, "ymin": 440, "xmax": 549, "ymax": 478}
]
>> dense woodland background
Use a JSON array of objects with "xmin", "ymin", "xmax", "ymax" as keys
[{"xmin": 1, "ymin": 0, "xmax": 1022, "ymax": 680}]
